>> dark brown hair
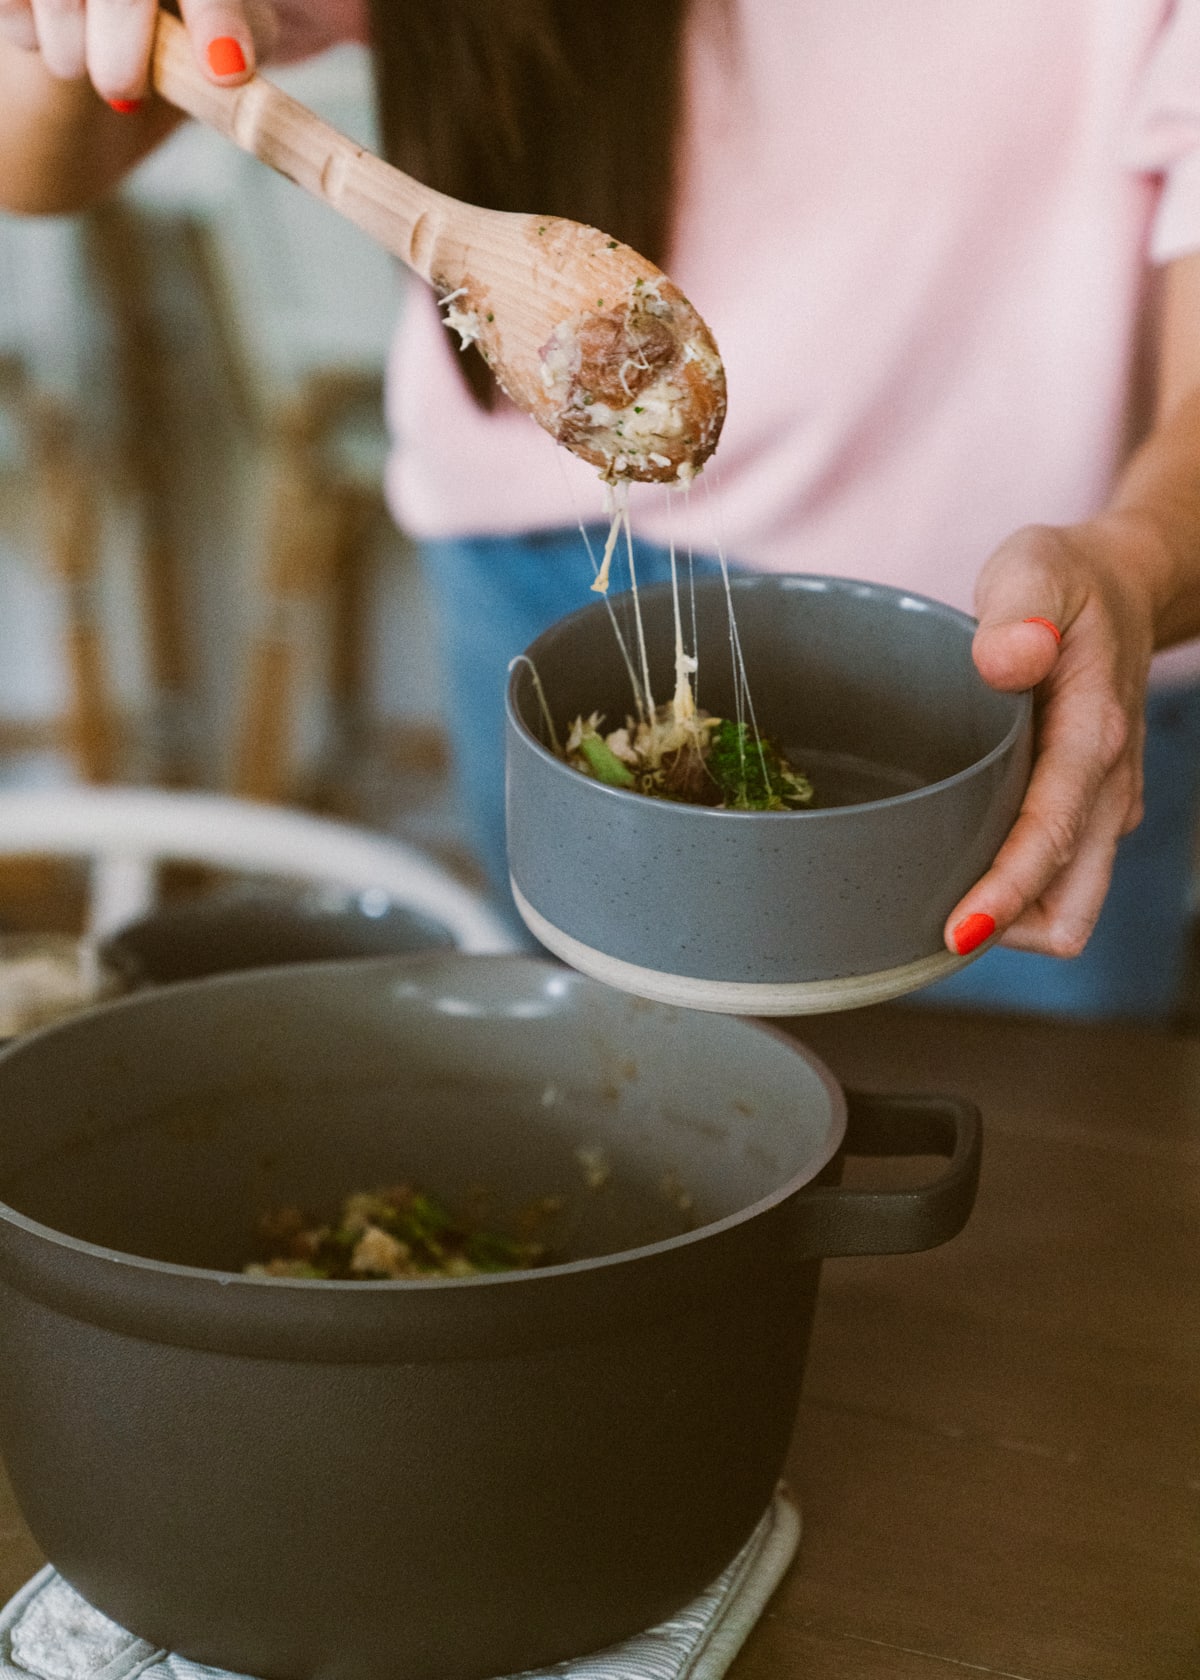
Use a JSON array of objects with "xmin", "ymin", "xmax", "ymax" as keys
[{"xmin": 364, "ymin": 0, "xmax": 694, "ymax": 401}]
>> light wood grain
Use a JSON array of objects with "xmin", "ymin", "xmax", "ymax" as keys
[
  {"xmin": 152, "ymin": 13, "xmax": 443, "ymax": 279},
  {"xmin": 743, "ymin": 1003, "xmax": 1200, "ymax": 1680},
  {"xmin": 85, "ymin": 202, "xmax": 193, "ymax": 784},
  {"xmin": 27, "ymin": 397, "xmax": 120, "ymax": 783}
]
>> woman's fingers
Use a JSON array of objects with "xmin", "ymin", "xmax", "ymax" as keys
[
  {"xmin": 981, "ymin": 760, "xmax": 1136, "ymax": 956},
  {"xmin": 84, "ymin": 0, "xmax": 156, "ymax": 101},
  {"xmin": 8, "ymin": 0, "xmax": 259, "ymax": 93},
  {"xmin": 177, "ymin": 0, "xmax": 257, "ymax": 81},
  {"xmin": 28, "ymin": 0, "xmax": 86, "ymax": 79},
  {"xmin": 972, "ymin": 614, "xmax": 1064, "ymax": 693},
  {"xmin": 951, "ymin": 627, "xmax": 1133, "ymax": 958},
  {"xmin": 970, "ymin": 525, "xmax": 1082, "ymax": 692},
  {"xmin": 946, "ymin": 682, "xmax": 1133, "ymax": 956},
  {"xmin": 944, "ymin": 518, "xmax": 1157, "ymax": 960},
  {"xmin": 0, "ymin": 2, "xmax": 40, "ymax": 53}
]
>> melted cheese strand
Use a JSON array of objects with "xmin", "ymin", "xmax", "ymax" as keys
[
  {"xmin": 560, "ymin": 457, "xmax": 779, "ymax": 805},
  {"xmin": 703, "ymin": 467, "xmax": 774, "ymax": 793},
  {"xmin": 701, "ymin": 468, "xmax": 746, "ymax": 740},
  {"xmin": 554, "ymin": 447, "xmax": 645, "ymax": 720},
  {"xmin": 591, "ymin": 489, "xmax": 623, "ymax": 595},
  {"xmin": 507, "ymin": 653, "xmax": 562, "ymax": 755},
  {"xmin": 622, "ymin": 494, "xmax": 656, "ymax": 734},
  {"xmin": 682, "ymin": 481, "xmax": 701, "ymax": 715},
  {"xmin": 668, "ymin": 508, "xmax": 697, "ymax": 727}
]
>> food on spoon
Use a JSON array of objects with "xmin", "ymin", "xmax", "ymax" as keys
[
  {"xmin": 437, "ymin": 224, "xmax": 726, "ymax": 486},
  {"xmin": 245, "ymin": 1184, "xmax": 550, "ymax": 1280},
  {"xmin": 536, "ymin": 272, "xmax": 725, "ymax": 484},
  {"xmin": 564, "ymin": 708, "xmax": 813, "ymax": 810}
]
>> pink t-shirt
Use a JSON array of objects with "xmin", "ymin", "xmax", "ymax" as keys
[
  {"xmin": 267, "ymin": 0, "xmax": 367, "ymax": 62},
  {"xmin": 371, "ymin": 0, "xmax": 1200, "ymax": 677},
  {"xmin": 279, "ymin": 1, "xmax": 1200, "ymax": 672}
]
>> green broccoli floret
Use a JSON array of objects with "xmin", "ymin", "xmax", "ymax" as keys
[
  {"xmin": 707, "ymin": 720, "xmax": 813, "ymax": 811},
  {"xmin": 464, "ymin": 1230, "xmax": 540, "ymax": 1272}
]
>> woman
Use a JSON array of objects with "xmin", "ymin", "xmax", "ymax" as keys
[{"xmin": 3, "ymin": 0, "xmax": 1200, "ymax": 1017}]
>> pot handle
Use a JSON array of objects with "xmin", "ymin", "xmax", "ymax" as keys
[{"xmin": 795, "ymin": 1089, "xmax": 981, "ymax": 1258}]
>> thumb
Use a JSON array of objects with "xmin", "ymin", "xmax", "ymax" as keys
[{"xmin": 971, "ymin": 526, "xmax": 1081, "ymax": 693}]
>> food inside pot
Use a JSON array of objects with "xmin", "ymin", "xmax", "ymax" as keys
[
  {"xmin": 565, "ymin": 705, "xmax": 813, "ymax": 810},
  {"xmin": 245, "ymin": 1183, "xmax": 552, "ymax": 1280}
]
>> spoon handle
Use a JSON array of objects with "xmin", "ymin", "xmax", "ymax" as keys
[{"xmin": 150, "ymin": 10, "xmax": 456, "ymax": 283}]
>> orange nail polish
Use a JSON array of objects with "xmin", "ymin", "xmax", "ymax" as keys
[
  {"xmin": 107, "ymin": 98, "xmax": 144, "ymax": 113},
  {"xmin": 1023, "ymin": 616, "xmax": 1062, "ymax": 644},
  {"xmin": 952, "ymin": 912, "xmax": 996, "ymax": 956},
  {"xmin": 207, "ymin": 36, "xmax": 247, "ymax": 76}
]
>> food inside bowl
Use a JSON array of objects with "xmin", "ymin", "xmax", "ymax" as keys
[
  {"xmin": 564, "ymin": 704, "xmax": 813, "ymax": 810},
  {"xmin": 517, "ymin": 488, "xmax": 814, "ymax": 811},
  {"xmin": 245, "ymin": 1183, "xmax": 552, "ymax": 1280}
]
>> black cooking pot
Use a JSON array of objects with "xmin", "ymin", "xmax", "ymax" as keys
[
  {"xmin": 0, "ymin": 955, "xmax": 979, "ymax": 1680},
  {"xmin": 98, "ymin": 884, "xmax": 456, "ymax": 988}
]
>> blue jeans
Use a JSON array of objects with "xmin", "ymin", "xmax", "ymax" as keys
[
  {"xmin": 914, "ymin": 682, "xmax": 1200, "ymax": 1022},
  {"xmin": 420, "ymin": 527, "xmax": 1200, "ymax": 1023}
]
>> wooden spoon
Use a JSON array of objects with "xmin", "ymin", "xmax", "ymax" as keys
[{"xmin": 150, "ymin": 11, "xmax": 726, "ymax": 484}]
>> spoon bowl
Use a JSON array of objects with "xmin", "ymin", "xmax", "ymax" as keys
[{"xmin": 150, "ymin": 12, "xmax": 726, "ymax": 483}]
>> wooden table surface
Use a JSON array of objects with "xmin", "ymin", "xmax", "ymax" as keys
[{"xmin": 1, "ymin": 1002, "xmax": 1197, "ymax": 1679}]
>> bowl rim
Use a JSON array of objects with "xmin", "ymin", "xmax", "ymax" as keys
[
  {"xmin": 506, "ymin": 572, "xmax": 1033, "ymax": 821},
  {"xmin": 0, "ymin": 953, "xmax": 848, "ymax": 1293}
]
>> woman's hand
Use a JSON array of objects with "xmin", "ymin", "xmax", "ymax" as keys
[
  {"xmin": 943, "ymin": 515, "xmax": 1161, "ymax": 960},
  {"xmin": 0, "ymin": 0, "xmax": 263, "ymax": 106}
]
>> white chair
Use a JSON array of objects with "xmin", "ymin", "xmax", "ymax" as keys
[{"xmin": 0, "ymin": 786, "xmax": 516, "ymax": 950}]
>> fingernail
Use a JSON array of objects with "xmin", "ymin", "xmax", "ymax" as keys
[
  {"xmin": 207, "ymin": 36, "xmax": 247, "ymax": 76},
  {"xmin": 952, "ymin": 911, "xmax": 996, "ymax": 956},
  {"xmin": 1023, "ymin": 616, "xmax": 1062, "ymax": 644},
  {"xmin": 107, "ymin": 98, "xmax": 144, "ymax": 113}
]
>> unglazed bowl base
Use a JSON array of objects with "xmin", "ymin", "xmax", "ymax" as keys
[{"xmin": 512, "ymin": 880, "xmax": 984, "ymax": 1015}]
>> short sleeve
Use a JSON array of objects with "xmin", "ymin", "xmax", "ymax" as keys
[
  {"xmin": 1125, "ymin": 0, "xmax": 1200, "ymax": 262},
  {"xmin": 262, "ymin": 0, "xmax": 371, "ymax": 65}
]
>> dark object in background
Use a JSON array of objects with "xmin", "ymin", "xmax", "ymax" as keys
[
  {"xmin": 0, "ymin": 954, "xmax": 979, "ymax": 1680},
  {"xmin": 99, "ymin": 884, "xmax": 456, "ymax": 987}
]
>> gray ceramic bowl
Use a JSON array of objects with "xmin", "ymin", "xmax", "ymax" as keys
[{"xmin": 506, "ymin": 574, "xmax": 1032, "ymax": 1013}]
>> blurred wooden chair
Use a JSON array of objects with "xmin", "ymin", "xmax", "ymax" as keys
[
  {"xmin": 127, "ymin": 44, "xmax": 406, "ymax": 807},
  {"xmin": 0, "ymin": 214, "xmax": 121, "ymax": 785},
  {"xmin": 82, "ymin": 202, "xmax": 197, "ymax": 784}
]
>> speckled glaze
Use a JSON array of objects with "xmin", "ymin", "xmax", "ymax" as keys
[{"xmin": 506, "ymin": 575, "xmax": 1032, "ymax": 989}]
